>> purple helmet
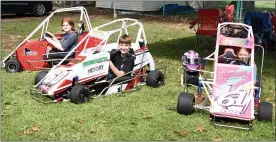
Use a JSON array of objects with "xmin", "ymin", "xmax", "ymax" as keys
[{"xmin": 182, "ymin": 50, "xmax": 200, "ymax": 72}]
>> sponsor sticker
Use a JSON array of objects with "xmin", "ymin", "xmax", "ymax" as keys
[
  {"xmin": 88, "ymin": 65, "xmax": 104, "ymax": 73},
  {"xmin": 24, "ymin": 47, "xmax": 37, "ymax": 56}
]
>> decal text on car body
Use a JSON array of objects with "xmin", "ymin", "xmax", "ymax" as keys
[
  {"xmin": 88, "ymin": 65, "xmax": 104, "ymax": 73},
  {"xmin": 82, "ymin": 56, "xmax": 108, "ymax": 67}
]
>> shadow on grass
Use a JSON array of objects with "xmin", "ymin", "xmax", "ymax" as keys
[{"xmin": 148, "ymin": 36, "xmax": 216, "ymax": 61}]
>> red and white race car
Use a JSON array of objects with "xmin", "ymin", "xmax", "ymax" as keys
[
  {"xmin": 2, "ymin": 7, "xmax": 95, "ymax": 73},
  {"xmin": 30, "ymin": 18, "xmax": 165, "ymax": 104}
]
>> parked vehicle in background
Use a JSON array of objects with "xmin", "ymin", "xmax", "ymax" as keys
[{"xmin": 1, "ymin": 1, "xmax": 53, "ymax": 16}]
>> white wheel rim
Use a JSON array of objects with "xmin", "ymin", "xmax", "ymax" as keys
[
  {"xmin": 36, "ymin": 4, "xmax": 45, "ymax": 15},
  {"xmin": 8, "ymin": 63, "xmax": 17, "ymax": 72}
]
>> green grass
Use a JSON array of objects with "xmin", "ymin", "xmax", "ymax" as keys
[
  {"xmin": 1, "ymin": 13, "xmax": 275, "ymax": 141},
  {"xmin": 248, "ymin": 1, "xmax": 275, "ymax": 13},
  {"xmin": 216, "ymin": 1, "xmax": 232, "ymax": 9},
  {"xmin": 255, "ymin": 1, "xmax": 275, "ymax": 9}
]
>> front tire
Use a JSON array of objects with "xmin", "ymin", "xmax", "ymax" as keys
[
  {"xmin": 32, "ymin": 3, "xmax": 46, "ymax": 16},
  {"xmin": 69, "ymin": 85, "xmax": 90, "ymax": 104},
  {"xmin": 35, "ymin": 71, "xmax": 48, "ymax": 85},
  {"xmin": 257, "ymin": 102, "xmax": 273, "ymax": 121},
  {"xmin": 177, "ymin": 92, "xmax": 195, "ymax": 115},
  {"xmin": 5, "ymin": 59, "xmax": 21, "ymax": 73},
  {"xmin": 146, "ymin": 70, "xmax": 165, "ymax": 88}
]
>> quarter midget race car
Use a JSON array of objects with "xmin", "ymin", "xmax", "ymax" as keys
[
  {"xmin": 30, "ymin": 18, "xmax": 165, "ymax": 104},
  {"xmin": 177, "ymin": 22, "xmax": 273, "ymax": 130},
  {"xmin": 2, "ymin": 7, "xmax": 94, "ymax": 73}
]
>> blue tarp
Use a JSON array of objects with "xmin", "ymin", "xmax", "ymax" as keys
[{"xmin": 159, "ymin": 4, "xmax": 195, "ymax": 15}]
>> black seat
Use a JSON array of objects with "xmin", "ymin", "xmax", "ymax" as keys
[
  {"xmin": 224, "ymin": 51, "xmax": 237, "ymax": 59},
  {"xmin": 47, "ymin": 51, "xmax": 75, "ymax": 59},
  {"xmin": 46, "ymin": 50, "xmax": 75, "ymax": 65}
]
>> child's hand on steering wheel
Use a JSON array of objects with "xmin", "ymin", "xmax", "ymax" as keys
[
  {"xmin": 44, "ymin": 37, "xmax": 52, "ymax": 42},
  {"xmin": 45, "ymin": 32, "xmax": 54, "ymax": 37},
  {"xmin": 44, "ymin": 32, "xmax": 58, "ymax": 41}
]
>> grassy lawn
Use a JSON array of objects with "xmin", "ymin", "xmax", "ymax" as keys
[
  {"xmin": 248, "ymin": 1, "xmax": 275, "ymax": 13},
  {"xmin": 255, "ymin": 1, "xmax": 275, "ymax": 9},
  {"xmin": 1, "ymin": 12, "xmax": 275, "ymax": 141}
]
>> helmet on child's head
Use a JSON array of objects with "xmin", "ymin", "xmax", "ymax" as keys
[{"xmin": 182, "ymin": 50, "xmax": 200, "ymax": 72}]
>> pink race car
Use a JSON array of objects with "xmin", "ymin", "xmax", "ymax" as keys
[{"xmin": 177, "ymin": 22, "xmax": 272, "ymax": 130}]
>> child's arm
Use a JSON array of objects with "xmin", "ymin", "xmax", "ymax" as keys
[
  {"xmin": 45, "ymin": 37, "xmax": 63, "ymax": 51},
  {"xmin": 46, "ymin": 32, "xmax": 60, "ymax": 43},
  {"xmin": 109, "ymin": 61, "xmax": 125, "ymax": 77}
]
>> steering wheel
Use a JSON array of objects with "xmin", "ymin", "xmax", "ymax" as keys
[
  {"xmin": 219, "ymin": 57, "xmax": 248, "ymax": 65},
  {"xmin": 218, "ymin": 56, "xmax": 239, "ymax": 64},
  {"xmin": 44, "ymin": 32, "xmax": 52, "ymax": 38},
  {"xmin": 230, "ymin": 60, "xmax": 248, "ymax": 65},
  {"xmin": 41, "ymin": 32, "xmax": 54, "ymax": 41}
]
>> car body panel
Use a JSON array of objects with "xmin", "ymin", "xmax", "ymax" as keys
[{"xmin": 210, "ymin": 23, "xmax": 255, "ymax": 121}]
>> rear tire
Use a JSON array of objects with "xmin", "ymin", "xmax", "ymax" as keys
[
  {"xmin": 257, "ymin": 102, "xmax": 273, "ymax": 121},
  {"xmin": 35, "ymin": 71, "xmax": 48, "ymax": 85},
  {"xmin": 177, "ymin": 92, "xmax": 195, "ymax": 115},
  {"xmin": 5, "ymin": 59, "xmax": 21, "ymax": 73},
  {"xmin": 146, "ymin": 70, "xmax": 165, "ymax": 88},
  {"xmin": 69, "ymin": 84, "xmax": 90, "ymax": 104}
]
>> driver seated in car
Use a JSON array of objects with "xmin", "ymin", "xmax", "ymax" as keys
[
  {"xmin": 108, "ymin": 34, "xmax": 135, "ymax": 79},
  {"xmin": 44, "ymin": 17, "xmax": 78, "ymax": 58},
  {"xmin": 230, "ymin": 47, "xmax": 258, "ymax": 85}
]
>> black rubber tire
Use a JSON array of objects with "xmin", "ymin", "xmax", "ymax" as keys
[
  {"xmin": 177, "ymin": 92, "xmax": 195, "ymax": 115},
  {"xmin": 5, "ymin": 59, "xmax": 21, "ymax": 73},
  {"xmin": 257, "ymin": 102, "xmax": 273, "ymax": 121},
  {"xmin": 32, "ymin": 3, "xmax": 47, "ymax": 16},
  {"xmin": 146, "ymin": 70, "xmax": 165, "ymax": 88},
  {"xmin": 34, "ymin": 71, "xmax": 48, "ymax": 85},
  {"xmin": 183, "ymin": 71, "xmax": 199, "ymax": 86},
  {"xmin": 69, "ymin": 84, "xmax": 90, "ymax": 104}
]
